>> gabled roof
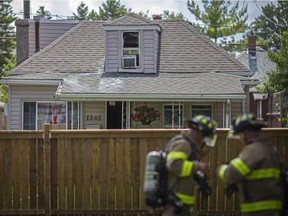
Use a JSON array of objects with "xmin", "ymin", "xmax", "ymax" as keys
[{"xmin": 4, "ymin": 14, "xmax": 257, "ymax": 99}]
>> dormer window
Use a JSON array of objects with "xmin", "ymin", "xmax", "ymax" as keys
[{"xmin": 122, "ymin": 32, "xmax": 139, "ymax": 68}]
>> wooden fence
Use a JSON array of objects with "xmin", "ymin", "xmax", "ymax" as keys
[{"xmin": 0, "ymin": 125, "xmax": 287, "ymax": 216}]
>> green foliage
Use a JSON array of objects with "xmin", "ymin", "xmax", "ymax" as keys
[
  {"xmin": 73, "ymin": 1, "xmax": 89, "ymax": 20},
  {"xmin": 163, "ymin": 10, "xmax": 185, "ymax": 20},
  {"xmin": 0, "ymin": 0, "xmax": 16, "ymax": 102},
  {"xmin": 73, "ymin": 0, "xmax": 132, "ymax": 21},
  {"xmin": 36, "ymin": 6, "xmax": 52, "ymax": 20},
  {"xmin": 257, "ymin": 31, "xmax": 288, "ymax": 95},
  {"xmin": 187, "ymin": 0, "xmax": 248, "ymax": 48},
  {"xmin": 89, "ymin": 0, "xmax": 131, "ymax": 20},
  {"xmin": 251, "ymin": 1, "xmax": 288, "ymax": 51}
]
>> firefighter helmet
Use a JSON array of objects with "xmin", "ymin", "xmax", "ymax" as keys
[
  {"xmin": 188, "ymin": 115, "xmax": 217, "ymax": 137},
  {"xmin": 232, "ymin": 113, "xmax": 265, "ymax": 135},
  {"xmin": 188, "ymin": 115, "xmax": 217, "ymax": 147}
]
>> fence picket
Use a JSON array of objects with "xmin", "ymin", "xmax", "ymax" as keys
[{"xmin": 0, "ymin": 128, "xmax": 287, "ymax": 216}]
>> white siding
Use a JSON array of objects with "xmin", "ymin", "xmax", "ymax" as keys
[
  {"xmin": 83, "ymin": 101, "xmax": 105, "ymax": 129},
  {"xmin": 105, "ymin": 29, "xmax": 160, "ymax": 73},
  {"xmin": 143, "ymin": 30, "xmax": 157, "ymax": 73},
  {"xmin": 105, "ymin": 31, "xmax": 119, "ymax": 72},
  {"xmin": 8, "ymin": 85, "xmax": 59, "ymax": 130},
  {"xmin": 28, "ymin": 20, "xmax": 77, "ymax": 57}
]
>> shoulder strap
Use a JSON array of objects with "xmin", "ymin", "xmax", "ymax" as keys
[{"xmin": 165, "ymin": 134, "xmax": 199, "ymax": 160}]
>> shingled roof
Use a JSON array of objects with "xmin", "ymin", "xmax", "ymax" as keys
[{"xmin": 5, "ymin": 13, "xmax": 256, "ymax": 99}]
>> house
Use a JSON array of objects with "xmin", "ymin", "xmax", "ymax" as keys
[
  {"xmin": 1, "ymin": 13, "xmax": 259, "ymax": 130},
  {"xmin": 236, "ymin": 34, "xmax": 281, "ymax": 126}
]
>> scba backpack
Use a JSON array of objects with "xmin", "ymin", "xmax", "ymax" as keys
[{"xmin": 143, "ymin": 150, "xmax": 168, "ymax": 208}]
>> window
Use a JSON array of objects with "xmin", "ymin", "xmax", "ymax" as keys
[
  {"xmin": 191, "ymin": 105, "xmax": 212, "ymax": 118},
  {"xmin": 23, "ymin": 101, "xmax": 81, "ymax": 130},
  {"xmin": 37, "ymin": 102, "xmax": 66, "ymax": 130},
  {"xmin": 164, "ymin": 104, "xmax": 183, "ymax": 128},
  {"xmin": 67, "ymin": 102, "xmax": 80, "ymax": 129},
  {"xmin": 122, "ymin": 32, "xmax": 139, "ymax": 68},
  {"xmin": 23, "ymin": 102, "xmax": 36, "ymax": 130}
]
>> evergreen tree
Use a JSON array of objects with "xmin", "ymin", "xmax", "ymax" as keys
[
  {"xmin": 73, "ymin": 1, "xmax": 89, "ymax": 20},
  {"xmin": 251, "ymin": 1, "xmax": 288, "ymax": 51},
  {"xmin": 93, "ymin": 0, "xmax": 131, "ymax": 20},
  {"xmin": 0, "ymin": 0, "xmax": 16, "ymax": 102},
  {"xmin": 163, "ymin": 10, "xmax": 185, "ymax": 20},
  {"xmin": 36, "ymin": 6, "xmax": 52, "ymax": 20},
  {"xmin": 187, "ymin": 0, "xmax": 248, "ymax": 46},
  {"xmin": 258, "ymin": 31, "xmax": 288, "ymax": 95}
]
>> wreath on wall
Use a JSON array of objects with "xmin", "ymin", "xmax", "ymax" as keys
[{"xmin": 130, "ymin": 104, "xmax": 161, "ymax": 125}]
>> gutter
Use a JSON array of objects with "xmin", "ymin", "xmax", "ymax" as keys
[
  {"xmin": 241, "ymin": 79, "xmax": 260, "ymax": 86},
  {"xmin": 56, "ymin": 93, "xmax": 246, "ymax": 101},
  {"xmin": 0, "ymin": 79, "xmax": 62, "ymax": 86}
]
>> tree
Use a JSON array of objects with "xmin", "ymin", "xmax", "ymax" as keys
[
  {"xmin": 163, "ymin": 10, "xmax": 185, "ymax": 20},
  {"xmin": 36, "ymin": 6, "xmax": 52, "ymax": 20},
  {"xmin": 73, "ymin": 1, "xmax": 89, "ymax": 20},
  {"xmin": 187, "ymin": 0, "xmax": 248, "ymax": 45},
  {"xmin": 92, "ymin": 0, "xmax": 131, "ymax": 20},
  {"xmin": 251, "ymin": 1, "xmax": 288, "ymax": 51},
  {"xmin": 257, "ymin": 31, "xmax": 288, "ymax": 95},
  {"xmin": 0, "ymin": 0, "xmax": 16, "ymax": 102}
]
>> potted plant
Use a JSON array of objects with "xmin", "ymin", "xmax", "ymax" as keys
[{"xmin": 130, "ymin": 104, "xmax": 161, "ymax": 125}]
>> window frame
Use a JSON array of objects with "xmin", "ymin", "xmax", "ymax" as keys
[
  {"xmin": 122, "ymin": 31, "xmax": 140, "ymax": 68},
  {"xmin": 191, "ymin": 104, "xmax": 213, "ymax": 118},
  {"xmin": 22, "ymin": 101, "xmax": 82, "ymax": 130},
  {"xmin": 163, "ymin": 104, "xmax": 184, "ymax": 129},
  {"xmin": 23, "ymin": 102, "xmax": 36, "ymax": 130}
]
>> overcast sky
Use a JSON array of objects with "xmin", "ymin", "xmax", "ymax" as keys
[{"xmin": 11, "ymin": 0, "xmax": 275, "ymax": 23}]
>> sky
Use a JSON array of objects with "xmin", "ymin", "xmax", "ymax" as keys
[{"xmin": 11, "ymin": 0, "xmax": 276, "ymax": 23}]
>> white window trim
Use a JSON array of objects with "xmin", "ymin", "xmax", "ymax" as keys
[
  {"xmin": 121, "ymin": 31, "xmax": 141, "ymax": 70},
  {"xmin": 163, "ymin": 103, "xmax": 184, "ymax": 129}
]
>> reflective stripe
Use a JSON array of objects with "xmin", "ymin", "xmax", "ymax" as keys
[
  {"xmin": 167, "ymin": 151, "xmax": 187, "ymax": 162},
  {"xmin": 241, "ymin": 200, "xmax": 282, "ymax": 212},
  {"xmin": 175, "ymin": 193, "xmax": 195, "ymax": 205},
  {"xmin": 231, "ymin": 158, "xmax": 250, "ymax": 176},
  {"xmin": 218, "ymin": 164, "xmax": 228, "ymax": 181},
  {"xmin": 181, "ymin": 161, "xmax": 193, "ymax": 176},
  {"xmin": 245, "ymin": 168, "xmax": 280, "ymax": 180}
]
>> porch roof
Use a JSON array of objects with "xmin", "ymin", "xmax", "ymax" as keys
[{"xmin": 2, "ymin": 71, "xmax": 258, "ymax": 101}]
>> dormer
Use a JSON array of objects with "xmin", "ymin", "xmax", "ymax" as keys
[{"xmin": 103, "ymin": 14, "xmax": 161, "ymax": 74}]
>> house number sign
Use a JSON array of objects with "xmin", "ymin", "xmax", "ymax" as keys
[{"xmin": 86, "ymin": 115, "xmax": 102, "ymax": 121}]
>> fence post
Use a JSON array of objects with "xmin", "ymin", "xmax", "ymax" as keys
[{"xmin": 44, "ymin": 124, "xmax": 51, "ymax": 216}]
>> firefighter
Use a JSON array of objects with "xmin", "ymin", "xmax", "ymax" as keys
[
  {"xmin": 163, "ymin": 115, "xmax": 217, "ymax": 216},
  {"xmin": 217, "ymin": 113, "xmax": 284, "ymax": 216}
]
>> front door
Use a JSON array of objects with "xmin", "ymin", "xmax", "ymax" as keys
[{"xmin": 107, "ymin": 102, "xmax": 122, "ymax": 129}]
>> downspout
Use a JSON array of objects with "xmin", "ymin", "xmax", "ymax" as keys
[
  {"xmin": 225, "ymin": 99, "xmax": 231, "ymax": 128},
  {"xmin": 259, "ymin": 100, "xmax": 263, "ymax": 119},
  {"xmin": 178, "ymin": 101, "xmax": 181, "ymax": 129},
  {"xmin": 242, "ymin": 99, "xmax": 246, "ymax": 114},
  {"xmin": 172, "ymin": 101, "xmax": 174, "ymax": 128}
]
